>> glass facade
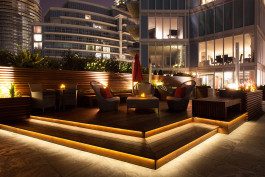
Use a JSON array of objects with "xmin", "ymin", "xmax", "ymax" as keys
[
  {"xmin": 140, "ymin": 0, "xmax": 265, "ymax": 86},
  {"xmin": 148, "ymin": 43, "xmax": 186, "ymax": 69},
  {"xmin": 141, "ymin": 0, "xmax": 186, "ymax": 10},
  {"xmin": 0, "ymin": 0, "xmax": 41, "ymax": 53},
  {"xmin": 198, "ymin": 33, "xmax": 254, "ymax": 66},
  {"xmin": 146, "ymin": 16, "xmax": 184, "ymax": 39},
  {"xmin": 189, "ymin": 0, "xmax": 255, "ymax": 38}
]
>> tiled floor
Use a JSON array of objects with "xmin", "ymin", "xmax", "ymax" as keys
[{"xmin": 1, "ymin": 115, "xmax": 265, "ymax": 177}]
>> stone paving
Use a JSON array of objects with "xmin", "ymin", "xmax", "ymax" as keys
[{"xmin": 0, "ymin": 115, "xmax": 265, "ymax": 177}]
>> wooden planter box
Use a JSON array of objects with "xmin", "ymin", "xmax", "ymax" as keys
[
  {"xmin": 0, "ymin": 97, "xmax": 31, "ymax": 122},
  {"xmin": 219, "ymin": 90, "xmax": 263, "ymax": 120}
]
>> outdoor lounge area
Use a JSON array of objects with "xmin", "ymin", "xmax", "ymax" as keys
[{"xmin": 0, "ymin": 65, "xmax": 262, "ymax": 171}]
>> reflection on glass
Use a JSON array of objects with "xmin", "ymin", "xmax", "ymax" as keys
[
  {"xmin": 199, "ymin": 42, "xmax": 206, "ymax": 64},
  {"xmin": 215, "ymin": 38, "xmax": 223, "ymax": 65},
  {"xmin": 215, "ymin": 72, "xmax": 223, "ymax": 89},
  {"xmin": 234, "ymin": 35, "xmax": 243, "ymax": 63},
  {"xmin": 244, "ymin": 33, "xmax": 253, "ymax": 62},
  {"xmin": 224, "ymin": 37, "xmax": 233, "ymax": 64},
  {"xmin": 164, "ymin": 44, "xmax": 171, "ymax": 67},
  {"xmin": 207, "ymin": 40, "xmax": 214, "ymax": 65},
  {"xmin": 148, "ymin": 16, "xmax": 184, "ymax": 39},
  {"xmin": 224, "ymin": 72, "xmax": 233, "ymax": 87}
]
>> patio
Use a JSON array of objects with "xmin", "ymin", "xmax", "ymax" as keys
[{"xmin": 0, "ymin": 113, "xmax": 265, "ymax": 177}]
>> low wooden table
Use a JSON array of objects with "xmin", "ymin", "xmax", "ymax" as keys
[
  {"xmin": 127, "ymin": 96, "xmax": 160, "ymax": 114},
  {"xmin": 192, "ymin": 97, "xmax": 241, "ymax": 120}
]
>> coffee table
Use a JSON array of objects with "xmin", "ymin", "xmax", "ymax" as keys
[
  {"xmin": 192, "ymin": 97, "xmax": 242, "ymax": 120},
  {"xmin": 127, "ymin": 96, "xmax": 160, "ymax": 114}
]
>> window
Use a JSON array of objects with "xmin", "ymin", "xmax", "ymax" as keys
[
  {"xmin": 34, "ymin": 26, "xmax": 42, "ymax": 33},
  {"xmin": 190, "ymin": 14, "xmax": 198, "ymax": 38},
  {"xmin": 148, "ymin": 17, "xmax": 156, "ymax": 39},
  {"xmin": 164, "ymin": 0, "xmax": 170, "ymax": 9},
  {"xmin": 244, "ymin": 0, "xmax": 254, "ymax": 26},
  {"xmin": 163, "ymin": 17, "xmax": 171, "ymax": 39},
  {"xmin": 149, "ymin": 0, "xmax": 155, "ymax": 9},
  {"xmin": 141, "ymin": 0, "xmax": 148, "ymax": 9},
  {"xmin": 199, "ymin": 42, "xmax": 206, "ymax": 63},
  {"xmin": 224, "ymin": 37, "xmax": 233, "ymax": 63},
  {"xmin": 234, "ymin": 35, "xmax": 243, "ymax": 63},
  {"xmin": 93, "ymin": 24, "xmax": 102, "ymax": 29},
  {"xmin": 215, "ymin": 6, "xmax": 223, "ymax": 33},
  {"xmin": 198, "ymin": 12, "xmax": 205, "ymax": 36},
  {"xmin": 215, "ymin": 38, "xmax": 223, "ymax": 63},
  {"xmin": 244, "ymin": 33, "xmax": 253, "ymax": 62},
  {"xmin": 85, "ymin": 15, "xmax": 91, "ymax": 20},
  {"xmin": 95, "ymin": 53, "xmax": 102, "ymax": 58},
  {"xmin": 34, "ymin": 42, "xmax": 42, "ymax": 49},
  {"xmin": 205, "ymin": 9, "xmax": 214, "ymax": 35},
  {"xmin": 234, "ymin": 0, "xmax": 243, "ymax": 28},
  {"xmin": 103, "ymin": 47, "xmax": 110, "ymax": 52},
  {"xmin": 156, "ymin": 0, "xmax": 163, "ymax": 9},
  {"xmin": 201, "ymin": 0, "xmax": 214, "ymax": 5},
  {"xmin": 34, "ymin": 34, "xmax": 42, "ymax": 42},
  {"xmin": 207, "ymin": 40, "xmax": 214, "ymax": 65},
  {"xmin": 156, "ymin": 17, "xmax": 163, "ymax": 39},
  {"xmin": 224, "ymin": 2, "xmax": 233, "ymax": 30}
]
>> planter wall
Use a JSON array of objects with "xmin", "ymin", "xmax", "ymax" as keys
[
  {"xmin": 219, "ymin": 90, "xmax": 263, "ymax": 120},
  {"xmin": 0, "ymin": 66, "xmax": 133, "ymax": 96},
  {"xmin": 0, "ymin": 97, "xmax": 31, "ymax": 122}
]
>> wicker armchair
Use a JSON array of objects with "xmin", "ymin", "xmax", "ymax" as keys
[
  {"xmin": 29, "ymin": 83, "xmax": 56, "ymax": 112},
  {"xmin": 166, "ymin": 80, "xmax": 196, "ymax": 112},
  {"xmin": 90, "ymin": 81, "xmax": 120, "ymax": 112}
]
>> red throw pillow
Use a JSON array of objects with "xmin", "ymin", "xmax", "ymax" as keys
[
  {"xmin": 100, "ymin": 87, "xmax": 113, "ymax": 99},
  {"xmin": 174, "ymin": 87, "xmax": 186, "ymax": 98}
]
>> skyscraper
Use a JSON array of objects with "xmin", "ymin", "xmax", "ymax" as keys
[{"xmin": 0, "ymin": 0, "xmax": 41, "ymax": 53}]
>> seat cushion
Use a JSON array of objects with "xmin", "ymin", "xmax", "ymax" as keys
[
  {"xmin": 174, "ymin": 87, "xmax": 186, "ymax": 98},
  {"xmin": 100, "ymin": 87, "xmax": 113, "ymax": 99}
]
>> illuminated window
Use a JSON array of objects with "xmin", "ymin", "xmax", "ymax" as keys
[
  {"xmin": 95, "ymin": 53, "xmax": 102, "ymax": 58},
  {"xmin": 85, "ymin": 15, "xmax": 91, "ymax": 20},
  {"xmin": 103, "ymin": 54, "xmax": 110, "ymax": 59},
  {"xmin": 103, "ymin": 47, "xmax": 110, "ymax": 52},
  {"xmin": 34, "ymin": 26, "xmax": 42, "ymax": 33},
  {"xmin": 34, "ymin": 42, "xmax": 42, "ymax": 49},
  {"xmin": 201, "ymin": 0, "xmax": 214, "ymax": 5},
  {"xmin": 95, "ymin": 46, "xmax": 102, "ymax": 51},
  {"xmin": 34, "ymin": 34, "xmax": 42, "ymax": 42},
  {"xmin": 93, "ymin": 24, "xmax": 102, "ymax": 29}
]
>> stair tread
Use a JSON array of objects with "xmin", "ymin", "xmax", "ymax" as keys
[{"xmin": 7, "ymin": 120, "xmax": 217, "ymax": 160}]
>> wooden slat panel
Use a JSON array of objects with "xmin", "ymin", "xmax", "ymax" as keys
[{"xmin": 0, "ymin": 66, "xmax": 133, "ymax": 95}]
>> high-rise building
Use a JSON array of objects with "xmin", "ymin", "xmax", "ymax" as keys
[
  {"xmin": 33, "ymin": 0, "xmax": 135, "ymax": 61},
  {"xmin": 0, "ymin": 0, "xmax": 41, "ymax": 53},
  {"xmin": 139, "ymin": 0, "xmax": 265, "ymax": 87}
]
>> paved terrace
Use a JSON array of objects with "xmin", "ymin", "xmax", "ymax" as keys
[{"xmin": 0, "ymin": 105, "xmax": 264, "ymax": 176}]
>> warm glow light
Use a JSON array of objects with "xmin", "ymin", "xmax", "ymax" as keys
[
  {"xmin": 226, "ymin": 83, "xmax": 239, "ymax": 90},
  {"xmin": 60, "ymin": 84, "xmax": 66, "ymax": 90},
  {"xmin": 0, "ymin": 83, "xmax": 10, "ymax": 98},
  {"xmin": 140, "ymin": 93, "xmax": 146, "ymax": 98}
]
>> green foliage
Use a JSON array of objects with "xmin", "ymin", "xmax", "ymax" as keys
[
  {"xmin": 14, "ymin": 49, "xmax": 43, "ymax": 68},
  {"xmin": 9, "ymin": 83, "xmax": 15, "ymax": 98},
  {"xmin": 0, "ymin": 50, "xmax": 14, "ymax": 66},
  {"xmin": 119, "ymin": 61, "xmax": 132, "ymax": 73},
  {"xmin": 0, "ymin": 49, "xmax": 134, "ymax": 73},
  {"xmin": 105, "ymin": 59, "xmax": 119, "ymax": 73}
]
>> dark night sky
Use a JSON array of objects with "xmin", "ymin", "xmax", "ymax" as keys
[{"xmin": 41, "ymin": 0, "xmax": 114, "ymax": 16}]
